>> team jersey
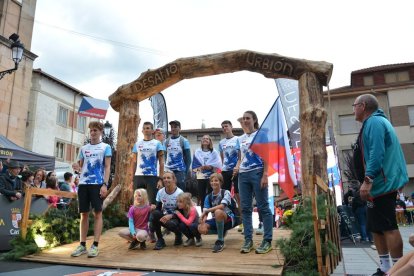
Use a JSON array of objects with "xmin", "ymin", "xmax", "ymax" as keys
[
  {"xmin": 219, "ymin": 136, "xmax": 240, "ymax": 171},
  {"xmin": 238, "ymin": 131, "xmax": 264, "ymax": 172},
  {"xmin": 79, "ymin": 142, "xmax": 112, "ymax": 184},
  {"xmin": 203, "ymin": 189, "xmax": 234, "ymax": 219},
  {"xmin": 132, "ymin": 139, "xmax": 164, "ymax": 176},
  {"xmin": 156, "ymin": 187, "xmax": 183, "ymax": 215},
  {"xmin": 165, "ymin": 136, "xmax": 190, "ymax": 172}
]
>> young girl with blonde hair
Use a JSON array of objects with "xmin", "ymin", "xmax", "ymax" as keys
[
  {"xmin": 118, "ymin": 189, "xmax": 152, "ymax": 250},
  {"xmin": 175, "ymin": 192, "xmax": 202, "ymax": 247}
]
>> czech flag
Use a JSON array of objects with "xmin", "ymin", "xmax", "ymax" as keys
[
  {"xmin": 78, "ymin": 97, "xmax": 109, "ymax": 119},
  {"xmin": 250, "ymin": 97, "xmax": 297, "ymax": 200}
]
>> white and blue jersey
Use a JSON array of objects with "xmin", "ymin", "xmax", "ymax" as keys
[
  {"xmin": 238, "ymin": 131, "xmax": 264, "ymax": 172},
  {"xmin": 79, "ymin": 142, "xmax": 112, "ymax": 184},
  {"xmin": 133, "ymin": 139, "xmax": 164, "ymax": 176},
  {"xmin": 219, "ymin": 136, "xmax": 240, "ymax": 171},
  {"xmin": 165, "ymin": 136, "xmax": 190, "ymax": 172},
  {"xmin": 156, "ymin": 187, "xmax": 183, "ymax": 215},
  {"xmin": 204, "ymin": 189, "xmax": 234, "ymax": 220}
]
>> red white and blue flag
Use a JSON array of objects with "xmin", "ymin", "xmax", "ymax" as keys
[
  {"xmin": 78, "ymin": 97, "xmax": 110, "ymax": 119},
  {"xmin": 250, "ymin": 97, "xmax": 297, "ymax": 200}
]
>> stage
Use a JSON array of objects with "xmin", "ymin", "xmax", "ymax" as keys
[{"xmin": 21, "ymin": 227, "xmax": 290, "ymax": 275}]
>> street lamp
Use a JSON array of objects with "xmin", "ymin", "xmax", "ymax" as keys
[
  {"xmin": 103, "ymin": 121, "xmax": 112, "ymax": 137},
  {"xmin": 0, "ymin": 33, "xmax": 24, "ymax": 80}
]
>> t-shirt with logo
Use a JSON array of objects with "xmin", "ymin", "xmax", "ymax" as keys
[
  {"xmin": 156, "ymin": 187, "xmax": 183, "ymax": 215},
  {"xmin": 219, "ymin": 136, "xmax": 240, "ymax": 171},
  {"xmin": 132, "ymin": 139, "xmax": 164, "ymax": 176},
  {"xmin": 165, "ymin": 136, "xmax": 190, "ymax": 172},
  {"xmin": 79, "ymin": 142, "xmax": 112, "ymax": 185},
  {"xmin": 238, "ymin": 131, "xmax": 264, "ymax": 172}
]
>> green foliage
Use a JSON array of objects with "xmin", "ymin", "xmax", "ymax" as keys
[
  {"xmin": 1, "ymin": 200, "xmax": 127, "ymax": 261},
  {"xmin": 276, "ymin": 195, "xmax": 338, "ymax": 275}
]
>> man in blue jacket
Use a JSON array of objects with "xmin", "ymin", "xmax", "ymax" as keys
[{"xmin": 353, "ymin": 94, "xmax": 408, "ymax": 276}]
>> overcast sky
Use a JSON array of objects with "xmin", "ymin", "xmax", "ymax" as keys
[{"xmin": 31, "ymin": 0, "xmax": 414, "ymax": 132}]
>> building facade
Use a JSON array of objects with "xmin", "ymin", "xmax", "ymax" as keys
[
  {"xmin": 26, "ymin": 69, "xmax": 93, "ymax": 169},
  {"xmin": 325, "ymin": 63, "xmax": 414, "ymax": 195},
  {"xmin": 0, "ymin": 0, "xmax": 37, "ymax": 146}
]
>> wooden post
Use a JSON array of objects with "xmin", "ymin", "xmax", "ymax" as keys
[
  {"xmin": 299, "ymin": 72, "xmax": 328, "ymax": 197},
  {"xmin": 112, "ymin": 99, "xmax": 140, "ymax": 211}
]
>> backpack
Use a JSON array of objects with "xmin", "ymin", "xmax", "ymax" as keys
[
  {"xmin": 352, "ymin": 127, "xmax": 365, "ymax": 183},
  {"xmin": 209, "ymin": 189, "xmax": 241, "ymax": 226}
]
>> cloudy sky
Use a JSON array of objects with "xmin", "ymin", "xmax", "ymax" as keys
[{"xmin": 31, "ymin": 0, "xmax": 414, "ymax": 132}]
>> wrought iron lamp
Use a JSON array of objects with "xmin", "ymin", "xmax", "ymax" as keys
[
  {"xmin": 0, "ymin": 33, "xmax": 24, "ymax": 80},
  {"xmin": 103, "ymin": 121, "xmax": 112, "ymax": 137}
]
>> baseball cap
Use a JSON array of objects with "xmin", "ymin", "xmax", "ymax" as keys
[{"xmin": 169, "ymin": 120, "xmax": 181, "ymax": 127}]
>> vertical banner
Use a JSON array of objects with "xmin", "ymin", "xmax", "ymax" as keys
[
  {"xmin": 149, "ymin": 93, "xmax": 168, "ymax": 136},
  {"xmin": 275, "ymin": 78, "xmax": 301, "ymax": 183}
]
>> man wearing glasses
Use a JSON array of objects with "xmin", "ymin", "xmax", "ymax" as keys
[{"xmin": 353, "ymin": 94, "xmax": 408, "ymax": 276}]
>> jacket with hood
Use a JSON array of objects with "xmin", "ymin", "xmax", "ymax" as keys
[{"xmin": 361, "ymin": 109, "xmax": 408, "ymax": 198}]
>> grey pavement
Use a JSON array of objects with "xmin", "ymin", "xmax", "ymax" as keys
[{"xmin": 332, "ymin": 225, "xmax": 414, "ymax": 276}]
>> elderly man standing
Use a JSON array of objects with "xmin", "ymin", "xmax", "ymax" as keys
[
  {"xmin": 0, "ymin": 160, "xmax": 23, "ymax": 201},
  {"xmin": 353, "ymin": 94, "xmax": 408, "ymax": 276}
]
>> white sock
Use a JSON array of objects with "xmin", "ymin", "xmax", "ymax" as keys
[
  {"xmin": 392, "ymin": 257, "xmax": 400, "ymax": 265},
  {"xmin": 379, "ymin": 254, "xmax": 391, "ymax": 272}
]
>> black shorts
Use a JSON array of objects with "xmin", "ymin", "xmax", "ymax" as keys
[
  {"xmin": 133, "ymin": 175, "xmax": 159, "ymax": 205},
  {"xmin": 367, "ymin": 191, "xmax": 398, "ymax": 233},
  {"xmin": 77, "ymin": 184, "xmax": 104, "ymax": 213},
  {"xmin": 221, "ymin": 170, "xmax": 239, "ymax": 193}
]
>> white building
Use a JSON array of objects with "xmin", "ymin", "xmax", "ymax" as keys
[{"xmin": 25, "ymin": 69, "xmax": 93, "ymax": 170}]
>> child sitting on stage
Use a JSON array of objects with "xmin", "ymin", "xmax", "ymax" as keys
[
  {"xmin": 175, "ymin": 192, "xmax": 202, "ymax": 247},
  {"xmin": 198, "ymin": 173, "xmax": 238, "ymax": 253},
  {"xmin": 118, "ymin": 189, "xmax": 152, "ymax": 250}
]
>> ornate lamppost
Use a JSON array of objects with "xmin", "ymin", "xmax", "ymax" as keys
[{"xmin": 0, "ymin": 33, "xmax": 24, "ymax": 80}]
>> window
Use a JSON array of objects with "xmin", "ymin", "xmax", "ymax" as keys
[
  {"xmin": 363, "ymin": 75, "xmax": 374, "ymax": 86},
  {"xmin": 57, "ymin": 106, "xmax": 69, "ymax": 126},
  {"xmin": 77, "ymin": 115, "xmax": 86, "ymax": 133},
  {"xmin": 384, "ymin": 71, "xmax": 409, "ymax": 84},
  {"xmin": 338, "ymin": 115, "xmax": 362, "ymax": 135},
  {"xmin": 75, "ymin": 147, "xmax": 80, "ymax": 161},
  {"xmin": 55, "ymin": 141, "xmax": 65, "ymax": 160},
  {"xmin": 409, "ymin": 106, "xmax": 414, "ymax": 126}
]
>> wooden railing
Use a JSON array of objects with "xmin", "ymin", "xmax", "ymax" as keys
[
  {"xmin": 21, "ymin": 188, "xmax": 77, "ymax": 239},
  {"xmin": 312, "ymin": 175, "xmax": 342, "ymax": 276}
]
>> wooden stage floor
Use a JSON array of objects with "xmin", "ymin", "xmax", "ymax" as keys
[{"xmin": 22, "ymin": 227, "xmax": 290, "ymax": 275}]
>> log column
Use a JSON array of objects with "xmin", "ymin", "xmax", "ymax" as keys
[
  {"xmin": 299, "ymin": 72, "xmax": 328, "ymax": 197},
  {"xmin": 114, "ymin": 99, "xmax": 140, "ymax": 211}
]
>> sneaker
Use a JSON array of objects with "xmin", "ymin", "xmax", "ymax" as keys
[
  {"xmin": 255, "ymin": 240, "xmax": 272, "ymax": 254},
  {"xmin": 195, "ymin": 237, "xmax": 203, "ymax": 247},
  {"xmin": 256, "ymin": 224, "xmax": 264, "ymax": 235},
  {"xmin": 238, "ymin": 224, "xmax": 244, "ymax": 232},
  {"xmin": 372, "ymin": 268, "xmax": 386, "ymax": 276},
  {"xmin": 212, "ymin": 240, "xmax": 225, "ymax": 253},
  {"xmin": 162, "ymin": 227, "xmax": 171, "ymax": 236},
  {"xmin": 87, "ymin": 245, "xmax": 99, "ymax": 258},
  {"xmin": 128, "ymin": 239, "xmax": 139, "ymax": 250},
  {"xmin": 140, "ymin": 241, "xmax": 146, "ymax": 249},
  {"xmin": 240, "ymin": 239, "xmax": 254, "ymax": 253},
  {"xmin": 184, "ymin": 238, "xmax": 195, "ymax": 247},
  {"xmin": 71, "ymin": 245, "xmax": 87, "ymax": 257},
  {"xmin": 371, "ymin": 244, "xmax": 377, "ymax": 250},
  {"xmin": 174, "ymin": 234, "xmax": 183, "ymax": 246},
  {"xmin": 153, "ymin": 238, "xmax": 166, "ymax": 250}
]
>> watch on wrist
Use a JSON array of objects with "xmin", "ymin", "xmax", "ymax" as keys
[{"xmin": 364, "ymin": 176, "xmax": 373, "ymax": 184}]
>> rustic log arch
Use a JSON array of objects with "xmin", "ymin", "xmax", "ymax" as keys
[{"xmin": 107, "ymin": 49, "xmax": 333, "ymax": 211}]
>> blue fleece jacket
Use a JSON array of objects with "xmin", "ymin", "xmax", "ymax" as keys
[{"xmin": 362, "ymin": 109, "xmax": 408, "ymax": 197}]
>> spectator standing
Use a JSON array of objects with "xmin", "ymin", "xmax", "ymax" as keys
[
  {"xmin": 32, "ymin": 169, "xmax": 46, "ymax": 189},
  {"xmin": 192, "ymin": 134, "xmax": 222, "ymax": 209},
  {"xmin": 164, "ymin": 120, "xmax": 191, "ymax": 192},
  {"xmin": 59, "ymin": 172, "xmax": 73, "ymax": 205},
  {"xmin": 20, "ymin": 170, "xmax": 34, "ymax": 193},
  {"xmin": 45, "ymin": 176, "xmax": 60, "ymax": 208},
  {"xmin": 71, "ymin": 121, "xmax": 112, "ymax": 258},
  {"xmin": 0, "ymin": 160, "xmax": 23, "ymax": 201},
  {"xmin": 354, "ymin": 94, "xmax": 408, "ymax": 275},
  {"xmin": 131, "ymin": 121, "xmax": 165, "ymax": 204}
]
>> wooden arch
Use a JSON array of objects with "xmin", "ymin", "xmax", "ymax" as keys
[{"xmin": 107, "ymin": 49, "xmax": 333, "ymax": 210}]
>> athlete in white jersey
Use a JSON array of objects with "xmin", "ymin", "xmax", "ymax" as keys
[
  {"xmin": 219, "ymin": 120, "xmax": 240, "ymax": 192},
  {"xmin": 132, "ymin": 122, "xmax": 164, "ymax": 204},
  {"xmin": 71, "ymin": 121, "xmax": 112, "ymax": 258}
]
